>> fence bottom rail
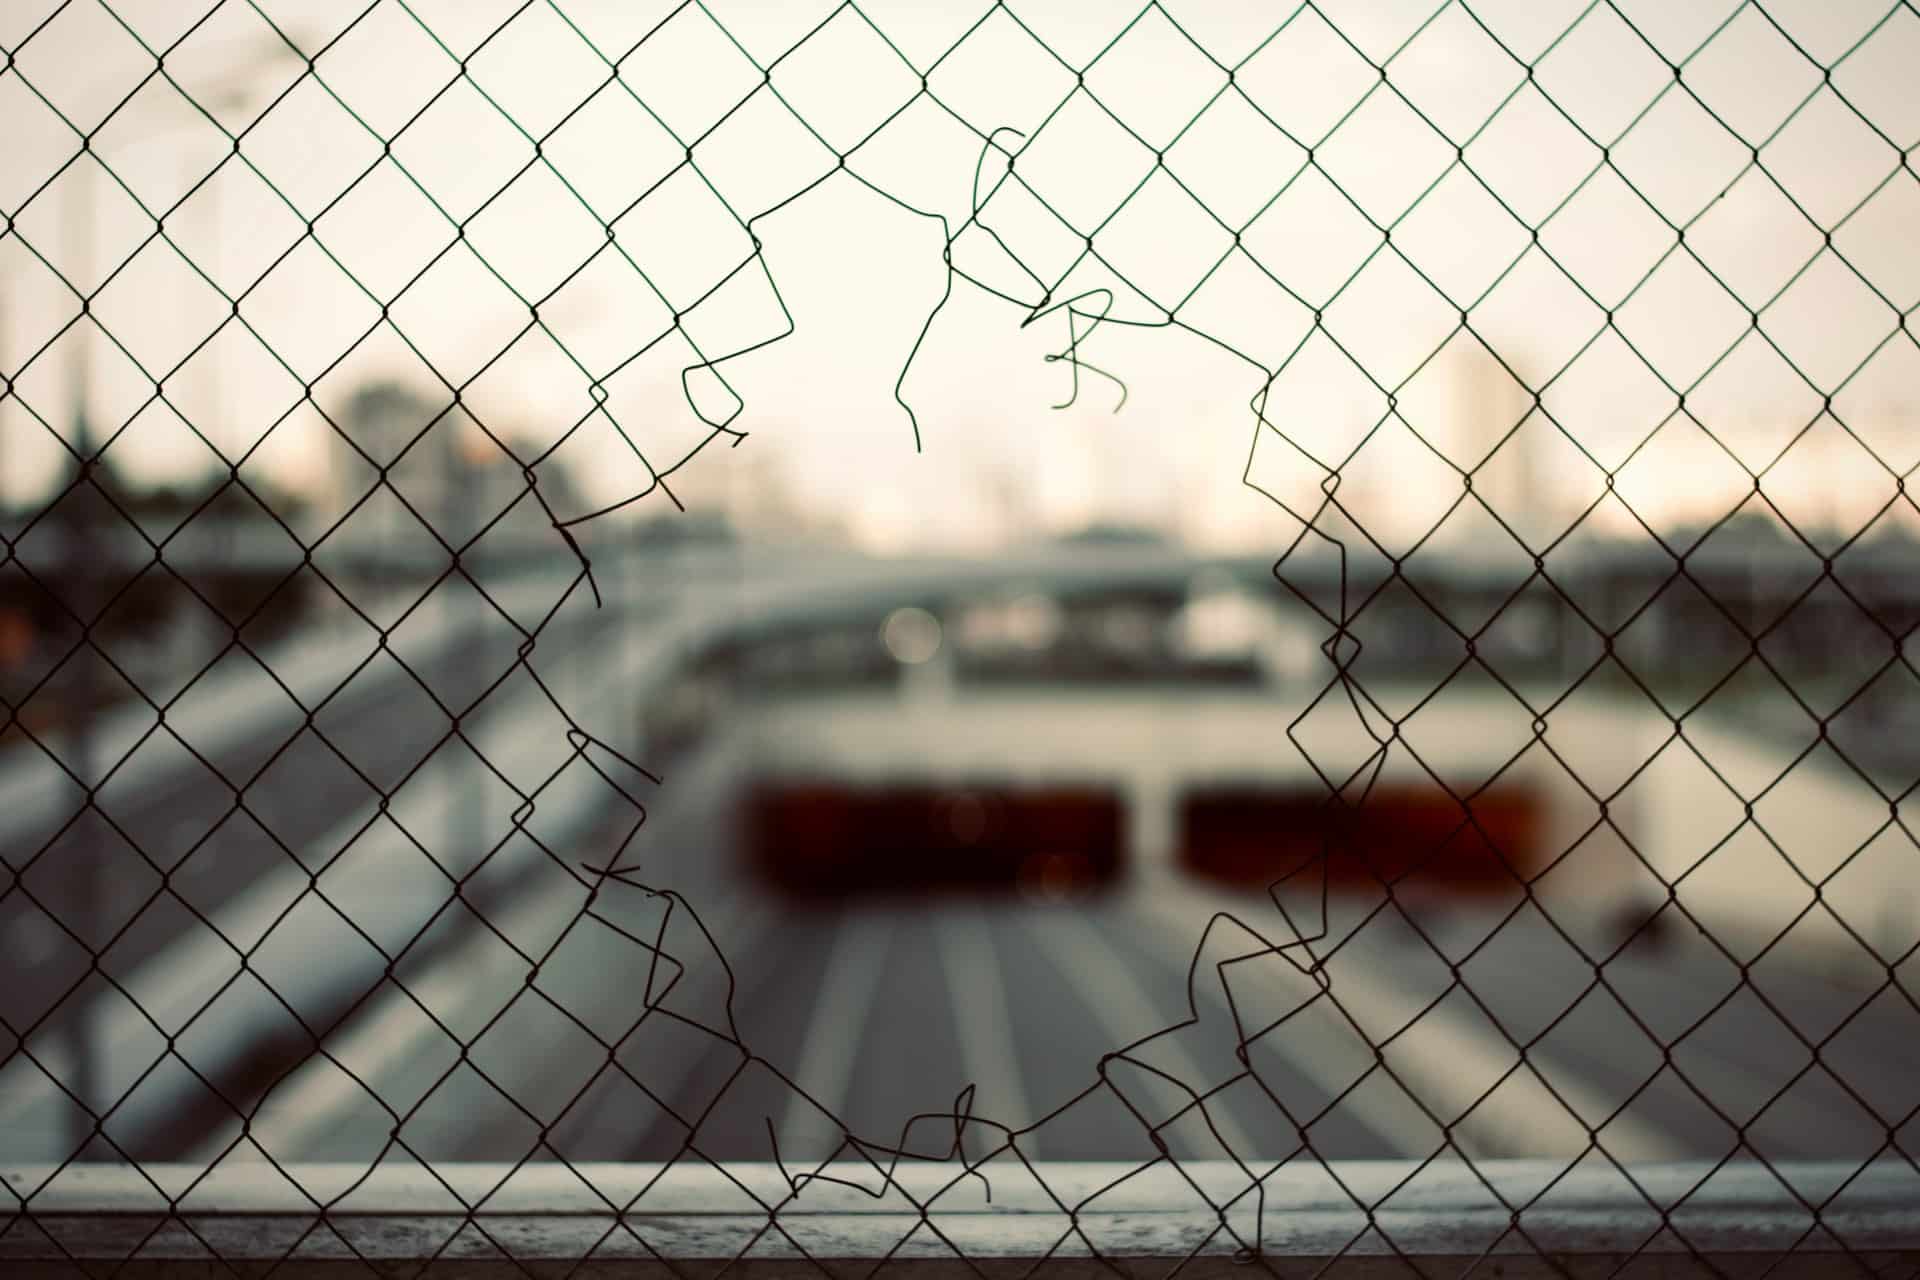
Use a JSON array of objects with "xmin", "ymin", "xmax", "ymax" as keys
[{"xmin": 3, "ymin": 1161, "xmax": 1916, "ymax": 1276}]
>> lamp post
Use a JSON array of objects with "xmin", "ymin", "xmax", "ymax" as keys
[
  {"xmin": 57, "ymin": 40, "xmax": 301, "ymax": 1159},
  {"xmin": 61, "ymin": 153, "xmax": 107, "ymax": 1160}
]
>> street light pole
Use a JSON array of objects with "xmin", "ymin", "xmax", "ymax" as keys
[
  {"xmin": 62, "ymin": 153, "xmax": 105, "ymax": 1161},
  {"xmin": 53, "ymin": 39, "xmax": 303, "ymax": 1160}
]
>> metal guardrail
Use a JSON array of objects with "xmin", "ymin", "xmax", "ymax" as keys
[{"xmin": 6, "ymin": 1161, "xmax": 1917, "ymax": 1274}]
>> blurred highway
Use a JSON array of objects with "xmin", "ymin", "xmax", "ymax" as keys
[
  {"xmin": 4, "ymin": 538, "xmax": 1917, "ymax": 1170},
  {"xmin": 232, "ymin": 695, "xmax": 1920, "ymax": 1170}
]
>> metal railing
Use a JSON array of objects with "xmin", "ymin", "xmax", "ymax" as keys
[{"xmin": 3, "ymin": 0, "xmax": 1918, "ymax": 1274}]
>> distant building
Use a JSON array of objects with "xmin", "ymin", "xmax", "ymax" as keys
[
  {"xmin": 1456, "ymin": 344, "xmax": 1539, "ymax": 533},
  {"xmin": 326, "ymin": 379, "xmax": 596, "ymax": 562}
]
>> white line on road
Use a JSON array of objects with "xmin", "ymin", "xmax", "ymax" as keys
[
  {"xmin": 0, "ymin": 624, "xmax": 647, "ymax": 1157},
  {"xmin": 1025, "ymin": 910, "xmax": 1261, "ymax": 1160},
  {"xmin": 201, "ymin": 739, "xmax": 765, "ymax": 1164},
  {"xmin": 932, "ymin": 909, "xmax": 1040, "ymax": 1159},
  {"xmin": 1126, "ymin": 893, "xmax": 1681, "ymax": 1161},
  {"xmin": 776, "ymin": 911, "xmax": 897, "ymax": 1159},
  {"xmin": 200, "ymin": 887, "xmax": 783, "ymax": 1166},
  {"xmin": 191, "ymin": 875, "xmax": 590, "ymax": 1165},
  {"xmin": 568, "ymin": 894, "xmax": 778, "ymax": 1155}
]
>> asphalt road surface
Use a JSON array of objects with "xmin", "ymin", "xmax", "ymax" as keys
[
  {"xmin": 0, "ymin": 577, "xmax": 625, "ymax": 1159},
  {"xmin": 228, "ymin": 714, "xmax": 1920, "ymax": 1172},
  {"xmin": 7, "ymin": 547, "xmax": 1915, "ymax": 1172}
]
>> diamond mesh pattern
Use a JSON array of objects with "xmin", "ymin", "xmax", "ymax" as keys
[{"xmin": 2, "ymin": 0, "xmax": 1917, "ymax": 1274}]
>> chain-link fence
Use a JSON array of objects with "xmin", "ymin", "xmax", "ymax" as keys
[{"xmin": 3, "ymin": 0, "xmax": 1918, "ymax": 1273}]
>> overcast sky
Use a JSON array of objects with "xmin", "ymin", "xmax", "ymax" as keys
[{"xmin": 2, "ymin": 0, "xmax": 1915, "ymax": 552}]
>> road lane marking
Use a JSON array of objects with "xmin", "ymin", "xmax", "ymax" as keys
[
  {"xmin": 1126, "ymin": 893, "xmax": 1681, "ymax": 1161},
  {"xmin": 564, "ymin": 894, "xmax": 778, "ymax": 1159},
  {"xmin": 0, "ymin": 628, "xmax": 637, "ymax": 1156},
  {"xmin": 1025, "ymin": 909, "xmax": 1262, "ymax": 1160},
  {"xmin": 932, "ymin": 908, "xmax": 1041, "ymax": 1159},
  {"xmin": 199, "ymin": 740, "xmax": 760, "ymax": 1164},
  {"xmin": 193, "ymin": 876, "xmax": 590, "ymax": 1164},
  {"xmin": 775, "ymin": 910, "xmax": 897, "ymax": 1159}
]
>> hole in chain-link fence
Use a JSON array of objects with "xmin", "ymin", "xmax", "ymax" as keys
[{"xmin": 2, "ymin": 0, "xmax": 1917, "ymax": 1274}]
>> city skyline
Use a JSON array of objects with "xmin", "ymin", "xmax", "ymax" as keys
[{"xmin": 2, "ymin": 0, "xmax": 1915, "ymax": 555}]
